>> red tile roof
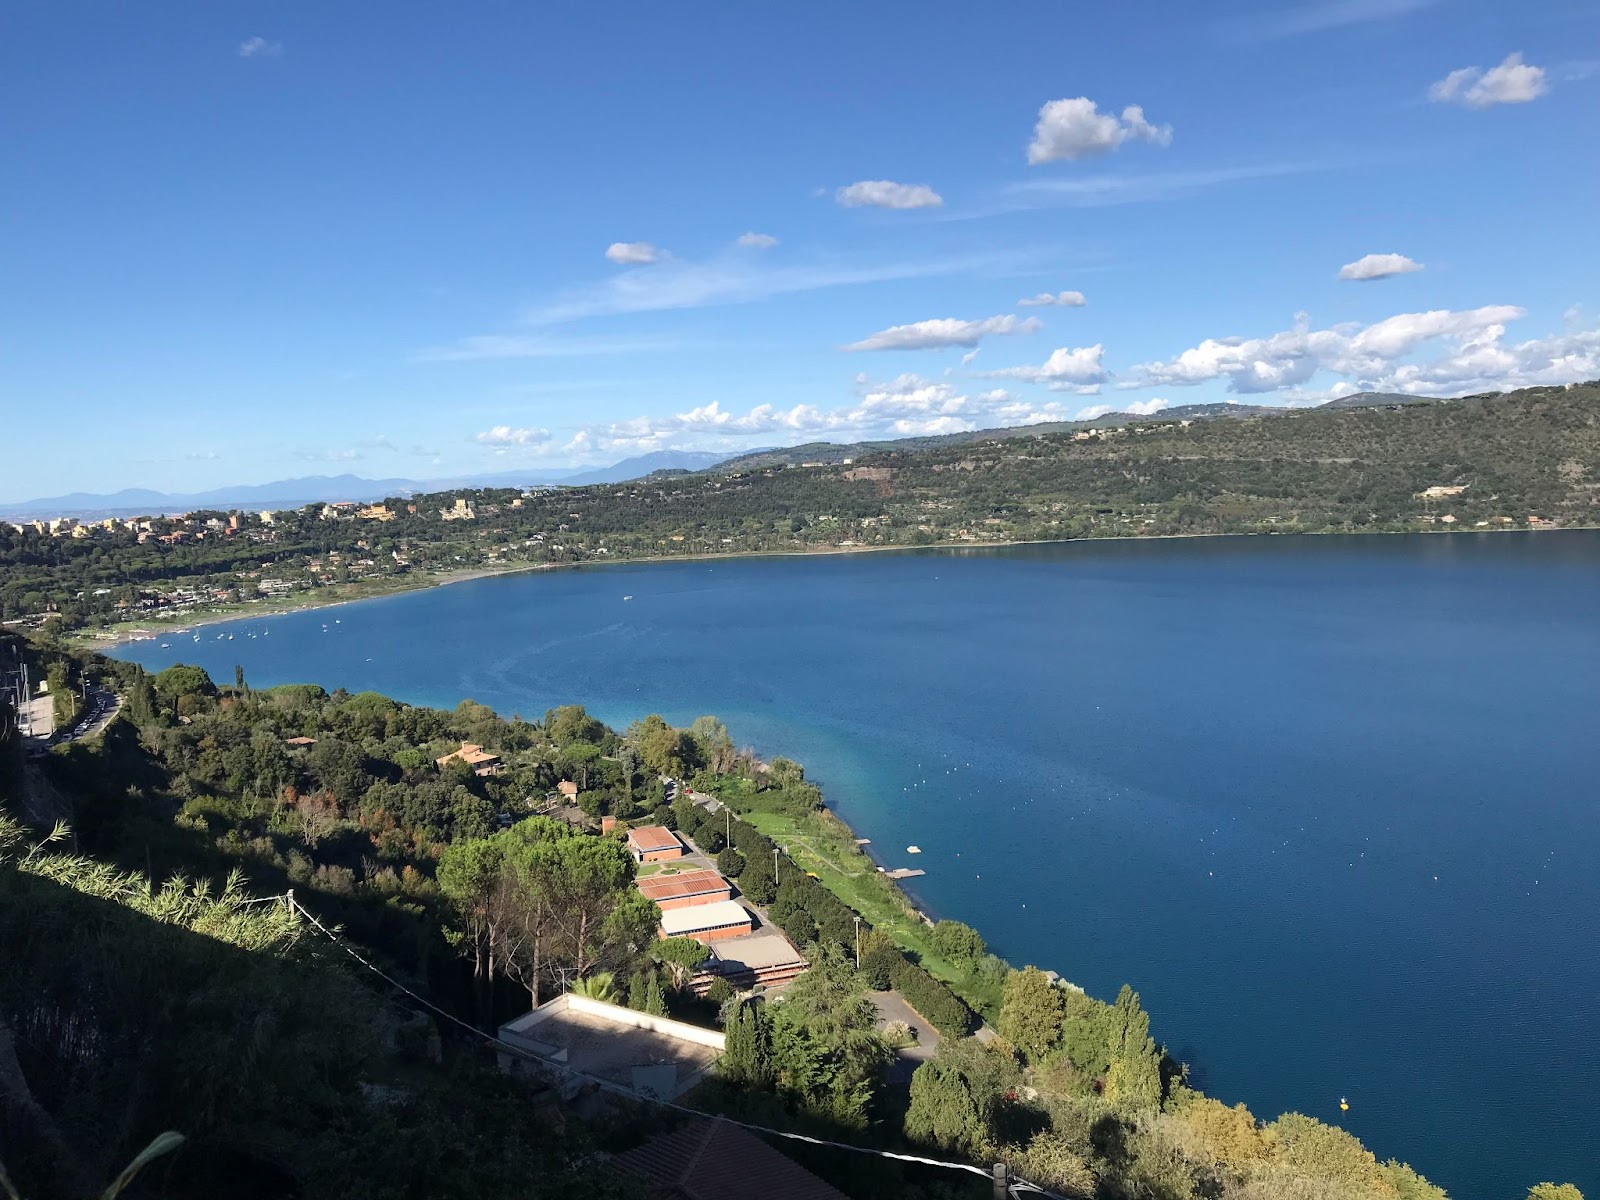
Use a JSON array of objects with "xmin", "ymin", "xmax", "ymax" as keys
[
  {"xmin": 627, "ymin": 826, "xmax": 682, "ymax": 852},
  {"xmin": 635, "ymin": 869, "xmax": 730, "ymax": 904},
  {"xmin": 610, "ymin": 1120, "xmax": 848, "ymax": 1200}
]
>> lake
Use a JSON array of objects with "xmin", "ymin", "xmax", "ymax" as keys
[{"xmin": 111, "ymin": 532, "xmax": 1600, "ymax": 1198}]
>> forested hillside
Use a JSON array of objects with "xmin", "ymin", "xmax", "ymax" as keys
[{"xmin": 2, "ymin": 383, "xmax": 1596, "ymax": 633}]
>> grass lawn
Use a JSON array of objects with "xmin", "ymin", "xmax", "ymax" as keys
[{"xmin": 741, "ymin": 805, "xmax": 1005, "ymax": 1021}]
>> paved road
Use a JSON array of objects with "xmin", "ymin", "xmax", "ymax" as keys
[
  {"xmin": 40, "ymin": 688, "xmax": 120, "ymax": 748},
  {"xmin": 871, "ymin": 990, "xmax": 942, "ymax": 1084}
]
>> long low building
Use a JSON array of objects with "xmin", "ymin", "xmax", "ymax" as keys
[
  {"xmin": 692, "ymin": 929, "xmax": 809, "ymax": 994},
  {"xmin": 635, "ymin": 868, "xmax": 732, "ymax": 911},
  {"xmin": 658, "ymin": 899, "xmax": 754, "ymax": 944}
]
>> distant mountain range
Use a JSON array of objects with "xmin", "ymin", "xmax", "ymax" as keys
[{"xmin": 0, "ymin": 449, "xmax": 737, "ymax": 520}]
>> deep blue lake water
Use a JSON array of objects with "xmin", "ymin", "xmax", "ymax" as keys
[{"xmin": 111, "ymin": 533, "xmax": 1600, "ymax": 1198}]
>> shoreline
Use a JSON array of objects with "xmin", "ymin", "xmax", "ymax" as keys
[{"xmin": 75, "ymin": 523, "xmax": 1589, "ymax": 649}]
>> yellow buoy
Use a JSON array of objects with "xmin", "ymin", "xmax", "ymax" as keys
[{"xmin": 1339, "ymin": 1097, "xmax": 1349, "ymax": 1112}]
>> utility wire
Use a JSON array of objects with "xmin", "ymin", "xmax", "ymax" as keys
[{"xmin": 281, "ymin": 890, "xmax": 1067, "ymax": 1199}]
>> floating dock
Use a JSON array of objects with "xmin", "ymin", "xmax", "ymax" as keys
[{"xmin": 886, "ymin": 868, "xmax": 926, "ymax": 880}]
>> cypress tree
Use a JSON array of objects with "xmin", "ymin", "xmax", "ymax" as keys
[{"xmin": 644, "ymin": 975, "xmax": 667, "ymax": 1016}]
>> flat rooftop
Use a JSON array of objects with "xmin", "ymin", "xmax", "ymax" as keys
[
  {"xmin": 660, "ymin": 899, "xmax": 752, "ymax": 937},
  {"xmin": 498, "ymin": 994, "xmax": 722, "ymax": 1100},
  {"xmin": 626, "ymin": 825, "xmax": 682, "ymax": 852},
  {"xmin": 708, "ymin": 930, "xmax": 807, "ymax": 973}
]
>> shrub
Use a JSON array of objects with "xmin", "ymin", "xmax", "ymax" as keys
[{"xmin": 891, "ymin": 958, "xmax": 975, "ymax": 1037}]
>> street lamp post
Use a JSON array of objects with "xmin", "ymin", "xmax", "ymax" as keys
[{"xmin": 853, "ymin": 915, "xmax": 862, "ymax": 969}]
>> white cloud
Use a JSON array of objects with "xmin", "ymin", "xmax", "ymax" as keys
[
  {"xmin": 1338, "ymin": 253, "xmax": 1424, "ymax": 281},
  {"xmin": 473, "ymin": 426, "xmax": 551, "ymax": 446},
  {"xmin": 1121, "ymin": 304, "xmax": 1600, "ymax": 397},
  {"xmin": 844, "ymin": 314, "xmax": 1043, "ymax": 352},
  {"xmin": 835, "ymin": 180, "xmax": 944, "ymax": 209},
  {"xmin": 736, "ymin": 232, "xmax": 779, "ymax": 248},
  {"xmin": 981, "ymin": 345, "xmax": 1111, "ymax": 390},
  {"xmin": 605, "ymin": 241, "xmax": 663, "ymax": 265},
  {"xmin": 960, "ymin": 349, "xmax": 982, "ymax": 366},
  {"xmin": 1027, "ymin": 98, "xmax": 1171, "ymax": 164},
  {"xmin": 570, "ymin": 374, "xmax": 1092, "ymax": 453},
  {"xmin": 238, "ymin": 36, "xmax": 282, "ymax": 58},
  {"xmin": 1429, "ymin": 53, "xmax": 1548, "ymax": 108},
  {"xmin": 1018, "ymin": 290, "xmax": 1087, "ymax": 307},
  {"xmin": 1125, "ymin": 397, "xmax": 1171, "ymax": 416}
]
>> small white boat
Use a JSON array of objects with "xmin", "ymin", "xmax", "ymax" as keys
[
  {"xmin": 906, "ymin": 845, "xmax": 922, "ymax": 854},
  {"xmin": 623, "ymin": 595, "xmax": 633, "ymax": 601}
]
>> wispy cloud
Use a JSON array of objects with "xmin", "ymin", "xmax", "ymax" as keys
[
  {"xmin": 413, "ymin": 333, "xmax": 698, "ymax": 363},
  {"xmin": 736, "ymin": 232, "xmax": 779, "ymax": 249},
  {"xmin": 238, "ymin": 36, "xmax": 283, "ymax": 58},
  {"xmin": 1223, "ymin": 0, "xmax": 1439, "ymax": 41},
  {"xmin": 1019, "ymin": 291, "xmax": 1087, "ymax": 307},
  {"xmin": 473, "ymin": 426, "xmax": 551, "ymax": 447},
  {"xmin": 844, "ymin": 314, "xmax": 1042, "ymax": 352},
  {"xmin": 943, "ymin": 162, "xmax": 1334, "ymax": 221},
  {"xmin": 524, "ymin": 248, "xmax": 1021, "ymax": 323}
]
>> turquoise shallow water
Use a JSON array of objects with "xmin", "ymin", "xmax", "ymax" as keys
[{"xmin": 113, "ymin": 532, "xmax": 1600, "ymax": 1198}]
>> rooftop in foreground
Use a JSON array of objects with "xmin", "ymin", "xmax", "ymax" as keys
[{"xmin": 497, "ymin": 994, "xmax": 722, "ymax": 1100}]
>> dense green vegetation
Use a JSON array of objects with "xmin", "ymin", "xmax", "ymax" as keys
[
  {"xmin": 4, "ymin": 383, "xmax": 1596, "ymax": 634},
  {"xmin": 0, "ymin": 636, "xmax": 1587, "ymax": 1199}
]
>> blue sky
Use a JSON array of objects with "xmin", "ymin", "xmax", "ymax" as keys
[{"xmin": 2, "ymin": 0, "xmax": 1597, "ymax": 498}]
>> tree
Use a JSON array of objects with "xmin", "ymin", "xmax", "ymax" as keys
[
  {"xmin": 688, "ymin": 715, "xmax": 737, "ymax": 774},
  {"xmin": 1527, "ymin": 1187, "xmax": 1585, "ymax": 1200},
  {"xmin": 998, "ymin": 967, "xmax": 1065, "ymax": 1061},
  {"xmin": 644, "ymin": 974, "xmax": 668, "ymax": 1016},
  {"xmin": 720, "ymin": 1000, "xmax": 773, "ymax": 1088},
  {"xmin": 535, "ymin": 834, "xmax": 657, "ymax": 980},
  {"xmin": 857, "ymin": 928, "xmax": 899, "ymax": 990},
  {"xmin": 928, "ymin": 919, "xmax": 986, "ymax": 970},
  {"xmin": 904, "ymin": 1039, "xmax": 1021, "ymax": 1158},
  {"xmin": 437, "ymin": 837, "xmax": 506, "ymax": 992},
  {"xmin": 1103, "ymin": 985, "xmax": 1162, "ymax": 1111},
  {"xmin": 768, "ymin": 944, "xmax": 887, "ymax": 1128},
  {"xmin": 492, "ymin": 817, "xmax": 571, "ymax": 1006},
  {"xmin": 544, "ymin": 704, "xmax": 603, "ymax": 748},
  {"xmin": 126, "ymin": 670, "xmax": 158, "ymax": 725},
  {"xmin": 740, "ymin": 853, "xmax": 776, "ymax": 904},
  {"xmin": 654, "ymin": 936, "xmax": 709, "ymax": 990},
  {"xmin": 151, "ymin": 663, "xmax": 214, "ymax": 704},
  {"xmin": 716, "ymin": 845, "xmax": 745, "ymax": 878}
]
